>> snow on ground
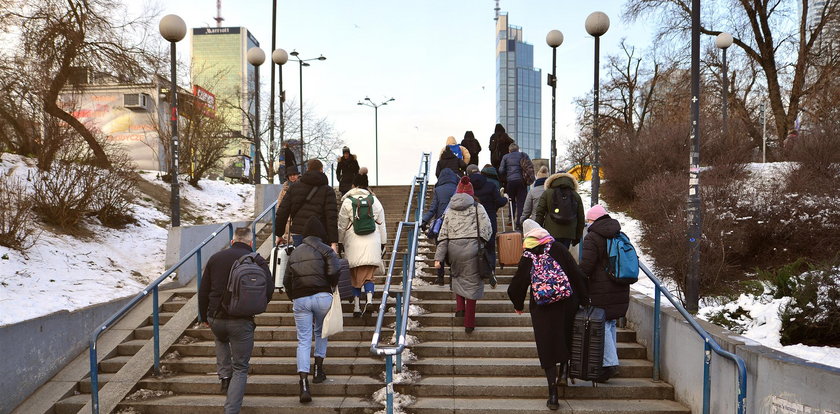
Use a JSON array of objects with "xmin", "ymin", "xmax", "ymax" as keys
[
  {"xmin": 138, "ymin": 171, "xmax": 254, "ymax": 224},
  {"xmin": 0, "ymin": 155, "xmax": 254, "ymax": 326}
]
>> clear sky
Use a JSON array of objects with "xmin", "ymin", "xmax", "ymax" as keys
[{"xmin": 146, "ymin": 0, "xmax": 655, "ymax": 184}]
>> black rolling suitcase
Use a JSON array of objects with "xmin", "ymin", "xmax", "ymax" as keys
[
  {"xmin": 569, "ymin": 306, "xmax": 606, "ymax": 386},
  {"xmin": 337, "ymin": 258, "xmax": 353, "ymax": 302}
]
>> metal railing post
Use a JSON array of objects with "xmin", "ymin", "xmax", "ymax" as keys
[
  {"xmin": 196, "ymin": 249, "xmax": 203, "ymax": 323},
  {"xmin": 152, "ymin": 286, "xmax": 161, "ymax": 375},
  {"xmin": 271, "ymin": 205, "xmax": 277, "ymax": 248},
  {"xmin": 386, "ymin": 355, "xmax": 394, "ymax": 414},
  {"xmin": 89, "ymin": 340, "xmax": 99, "ymax": 414},
  {"xmin": 395, "ymin": 292, "xmax": 403, "ymax": 372},
  {"xmin": 653, "ymin": 289, "xmax": 661, "ymax": 381},
  {"xmin": 703, "ymin": 341, "xmax": 712, "ymax": 414}
]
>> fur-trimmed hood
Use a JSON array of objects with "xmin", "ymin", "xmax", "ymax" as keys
[
  {"xmin": 544, "ymin": 172, "xmax": 579, "ymax": 191},
  {"xmin": 337, "ymin": 154, "xmax": 357, "ymax": 163}
]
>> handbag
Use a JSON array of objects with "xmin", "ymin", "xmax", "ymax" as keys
[
  {"xmin": 474, "ymin": 204, "xmax": 494, "ymax": 279},
  {"xmin": 321, "ymin": 287, "xmax": 344, "ymax": 338},
  {"xmin": 425, "ymin": 205, "xmax": 448, "ymax": 240}
]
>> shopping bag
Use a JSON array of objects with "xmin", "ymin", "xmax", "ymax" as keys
[{"xmin": 321, "ymin": 288, "xmax": 344, "ymax": 338}]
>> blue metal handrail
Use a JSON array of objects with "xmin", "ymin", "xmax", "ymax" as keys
[
  {"xmin": 251, "ymin": 201, "xmax": 278, "ymax": 251},
  {"xmin": 370, "ymin": 152, "xmax": 431, "ymax": 414},
  {"xmin": 641, "ymin": 262, "xmax": 747, "ymax": 414}
]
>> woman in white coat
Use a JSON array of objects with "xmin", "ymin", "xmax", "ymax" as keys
[{"xmin": 337, "ymin": 169, "xmax": 387, "ymax": 317}]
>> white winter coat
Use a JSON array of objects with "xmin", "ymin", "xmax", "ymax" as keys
[{"xmin": 338, "ymin": 188, "xmax": 388, "ymax": 268}]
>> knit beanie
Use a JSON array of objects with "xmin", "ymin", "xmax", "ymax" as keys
[
  {"xmin": 466, "ymin": 164, "xmax": 480, "ymax": 175},
  {"xmin": 536, "ymin": 166, "xmax": 549, "ymax": 179},
  {"xmin": 353, "ymin": 170, "xmax": 369, "ymax": 188},
  {"xmin": 455, "ymin": 176, "xmax": 474, "ymax": 196},
  {"xmin": 285, "ymin": 165, "xmax": 300, "ymax": 178},
  {"xmin": 586, "ymin": 204, "xmax": 608, "ymax": 222},
  {"xmin": 342, "ymin": 146, "xmax": 350, "ymax": 154},
  {"xmin": 303, "ymin": 216, "xmax": 327, "ymax": 240}
]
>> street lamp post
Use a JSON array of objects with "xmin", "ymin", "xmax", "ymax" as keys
[
  {"xmin": 357, "ymin": 97, "xmax": 395, "ymax": 185},
  {"xmin": 546, "ymin": 30, "xmax": 564, "ymax": 174},
  {"xmin": 289, "ymin": 51, "xmax": 326, "ymax": 168},
  {"xmin": 159, "ymin": 14, "xmax": 186, "ymax": 228},
  {"xmin": 269, "ymin": 0, "xmax": 277, "ymax": 181},
  {"xmin": 272, "ymin": 48, "xmax": 288, "ymax": 179},
  {"xmin": 716, "ymin": 32, "xmax": 734, "ymax": 136},
  {"xmin": 247, "ymin": 47, "xmax": 265, "ymax": 184},
  {"xmin": 687, "ymin": 0, "xmax": 702, "ymax": 313},
  {"xmin": 585, "ymin": 11, "xmax": 610, "ymax": 206}
]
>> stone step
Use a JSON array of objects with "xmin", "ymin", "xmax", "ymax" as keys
[
  {"xmin": 118, "ymin": 340, "xmax": 377, "ymax": 358},
  {"xmin": 408, "ymin": 325, "xmax": 636, "ymax": 344},
  {"xmin": 411, "ymin": 341, "xmax": 646, "ymax": 360},
  {"xmin": 135, "ymin": 325, "xmax": 391, "ymax": 342},
  {"xmin": 155, "ymin": 356, "xmax": 386, "ymax": 376},
  {"xmin": 406, "ymin": 397, "xmax": 690, "ymax": 413},
  {"xmin": 396, "ymin": 376, "xmax": 674, "ymax": 400},
  {"xmin": 56, "ymin": 394, "xmax": 379, "ymax": 414},
  {"xmin": 409, "ymin": 357, "xmax": 652, "ymax": 379},
  {"xmin": 135, "ymin": 374, "xmax": 382, "ymax": 396}
]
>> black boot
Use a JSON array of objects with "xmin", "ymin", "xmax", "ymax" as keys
[
  {"xmin": 558, "ymin": 362, "xmax": 569, "ymax": 387},
  {"xmin": 545, "ymin": 366, "xmax": 560, "ymax": 410},
  {"xmin": 313, "ymin": 357, "xmax": 327, "ymax": 383},
  {"xmin": 299, "ymin": 372, "xmax": 312, "ymax": 403},
  {"xmin": 220, "ymin": 377, "xmax": 230, "ymax": 394}
]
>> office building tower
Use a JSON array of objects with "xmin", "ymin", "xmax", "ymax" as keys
[
  {"xmin": 496, "ymin": 12, "xmax": 542, "ymax": 159},
  {"xmin": 191, "ymin": 26, "xmax": 260, "ymax": 137}
]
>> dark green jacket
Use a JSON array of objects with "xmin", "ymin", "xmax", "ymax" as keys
[{"xmin": 534, "ymin": 173, "xmax": 585, "ymax": 243}]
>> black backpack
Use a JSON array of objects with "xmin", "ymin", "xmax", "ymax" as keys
[
  {"xmin": 223, "ymin": 253, "xmax": 269, "ymax": 317},
  {"xmin": 549, "ymin": 187, "xmax": 578, "ymax": 224}
]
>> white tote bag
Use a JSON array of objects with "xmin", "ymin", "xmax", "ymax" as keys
[{"xmin": 321, "ymin": 288, "xmax": 344, "ymax": 338}]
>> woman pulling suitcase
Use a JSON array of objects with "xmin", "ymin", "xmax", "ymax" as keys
[{"xmin": 507, "ymin": 219, "xmax": 589, "ymax": 411}]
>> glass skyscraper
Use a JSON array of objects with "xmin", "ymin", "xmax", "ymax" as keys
[
  {"xmin": 496, "ymin": 13, "xmax": 542, "ymax": 159},
  {"xmin": 191, "ymin": 26, "xmax": 259, "ymax": 137}
]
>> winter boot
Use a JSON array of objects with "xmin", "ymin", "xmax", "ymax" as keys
[
  {"xmin": 220, "ymin": 377, "xmax": 230, "ymax": 394},
  {"xmin": 353, "ymin": 296, "xmax": 362, "ymax": 318},
  {"xmin": 364, "ymin": 291, "xmax": 373, "ymax": 315},
  {"xmin": 299, "ymin": 372, "xmax": 312, "ymax": 403},
  {"xmin": 313, "ymin": 357, "xmax": 327, "ymax": 383},
  {"xmin": 558, "ymin": 362, "xmax": 569, "ymax": 387},
  {"xmin": 545, "ymin": 366, "xmax": 560, "ymax": 410}
]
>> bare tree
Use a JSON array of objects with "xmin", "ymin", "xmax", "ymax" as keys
[
  {"xmin": 599, "ymin": 40, "xmax": 662, "ymax": 139},
  {"xmin": 624, "ymin": 0, "xmax": 840, "ymax": 147},
  {"xmin": 6, "ymin": 0, "xmax": 160, "ymax": 168}
]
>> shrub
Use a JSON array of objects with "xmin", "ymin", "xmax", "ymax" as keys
[
  {"xmin": 32, "ymin": 160, "xmax": 98, "ymax": 229},
  {"xmin": 92, "ymin": 153, "xmax": 138, "ymax": 228},
  {"xmin": 0, "ymin": 175, "xmax": 38, "ymax": 250},
  {"xmin": 778, "ymin": 262, "xmax": 840, "ymax": 346}
]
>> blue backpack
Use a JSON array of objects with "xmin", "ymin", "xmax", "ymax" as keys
[
  {"xmin": 447, "ymin": 144, "xmax": 464, "ymax": 160},
  {"xmin": 605, "ymin": 232, "xmax": 639, "ymax": 284}
]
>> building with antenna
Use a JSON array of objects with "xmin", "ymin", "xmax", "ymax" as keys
[{"xmin": 495, "ymin": 10, "xmax": 542, "ymax": 159}]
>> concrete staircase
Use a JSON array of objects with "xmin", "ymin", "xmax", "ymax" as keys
[{"xmin": 32, "ymin": 183, "xmax": 690, "ymax": 414}]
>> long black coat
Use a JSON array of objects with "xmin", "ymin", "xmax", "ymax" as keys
[
  {"xmin": 435, "ymin": 147, "xmax": 466, "ymax": 178},
  {"xmin": 579, "ymin": 214, "xmax": 629, "ymax": 320},
  {"xmin": 336, "ymin": 154, "xmax": 360, "ymax": 194},
  {"xmin": 508, "ymin": 242, "xmax": 589, "ymax": 369},
  {"xmin": 469, "ymin": 172, "xmax": 507, "ymax": 236},
  {"xmin": 275, "ymin": 170, "xmax": 339, "ymax": 244},
  {"xmin": 461, "ymin": 134, "xmax": 482, "ymax": 167},
  {"xmin": 489, "ymin": 124, "xmax": 514, "ymax": 171}
]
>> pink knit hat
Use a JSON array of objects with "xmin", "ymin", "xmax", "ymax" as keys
[{"xmin": 586, "ymin": 204, "xmax": 608, "ymax": 221}]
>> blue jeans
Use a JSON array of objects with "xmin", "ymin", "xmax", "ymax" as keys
[
  {"xmin": 293, "ymin": 292, "xmax": 333, "ymax": 373},
  {"xmin": 208, "ymin": 317, "xmax": 256, "ymax": 414},
  {"xmin": 603, "ymin": 319, "xmax": 619, "ymax": 367}
]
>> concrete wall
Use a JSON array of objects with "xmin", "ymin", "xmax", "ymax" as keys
[
  {"xmin": 164, "ymin": 221, "xmax": 248, "ymax": 286},
  {"xmin": 626, "ymin": 291, "xmax": 840, "ymax": 414},
  {"xmin": 0, "ymin": 296, "xmax": 132, "ymax": 413},
  {"xmin": 254, "ymin": 184, "xmax": 281, "ymax": 218}
]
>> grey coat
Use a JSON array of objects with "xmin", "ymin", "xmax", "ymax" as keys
[
  {"xmin": 434, "ymin": 193, "xmax": 493, "ymax": 300},
  {"xmin": 520, "ymin": 185, "xmax": 546, "ymax": 226}
]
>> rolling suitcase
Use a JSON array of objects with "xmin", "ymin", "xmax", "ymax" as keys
[
  {"xmin": 336, "ymin": 258, "xmax": 354, "ymax": 302},
  {"xmin": 497, "ymin": 200, "xmax": 523, "ymax": 267},
  {"xmin": 569, "ymin": 306, "xmax": 606, "ymax": 386},
  {"xmin": 270, "ymin": 244, "xmax": 293, "ymax": 292}
]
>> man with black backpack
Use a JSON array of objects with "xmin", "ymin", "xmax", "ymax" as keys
[
  {"xmin": 275, "ymin": 159, "xmax": 340, "ymax": 251},
  {"xmin": 198, "ymin": 227, "xmax": 274, "ymax": 414},
  {"xmin": 534, "ymin": 172, "xmax": 585, "ymax": 248}
]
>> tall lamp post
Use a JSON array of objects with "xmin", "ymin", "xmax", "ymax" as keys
[
  {"xmin": 716, "ymin": 32, "xmax": 733, "ymax": 136},
  {"xmin": 687, "ymin": 0, "xmax": 702, "ymax": 313},
  {"xmin": 159, "ymin": 14, "xmax": 186, "ymax": 227},
  {"xmin": 546, "ymin": 30, "xmax": 564, "ymax": 174},
  {"xmin": 272, "ymin": 48, "xmax": 288, "ymax": 179},
  {"xmin": 247, "ymin": 47, "xmax": 265, "ymax": 184},
  {"xmin": 585, "ymin": 11, "xmax": 610, "ymax": 206},
  {"xmin": 289, "ymin": 51, "xmax": 326, "ymax": 167},
  {"xmin": 357, "ymin": 97, "xmax": 395, "ymax": 186}
]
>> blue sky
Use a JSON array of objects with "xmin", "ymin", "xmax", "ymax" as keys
[{"xmin": 148, "ymin": 0, "xmax": 655, "ymax": 184}]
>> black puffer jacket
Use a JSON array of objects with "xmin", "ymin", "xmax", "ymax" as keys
[
  {"xmin": 435, "ymin": 147, "xmax": 466, "ymax": 178},
  {"xmin": 275, "ymin": 170, "xmax": 339, "ymax": 243},
  {"xmin": 489, "ymin": 123, "xmax": 514, "ymax": 170},
  {"xmin": 461, "ymin": 131, "xmax": 482, "ymax": 166},
  {"xmin": 579, "ymin": 214, "xmax": 629, "ymax": 320},
  {"xmin": 284, "ymin": 236, "xmax": 341, "ymax": 299},
  {"xmin": 336, "ymin": 154, "xmax": 360, "ymax": 193}
]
